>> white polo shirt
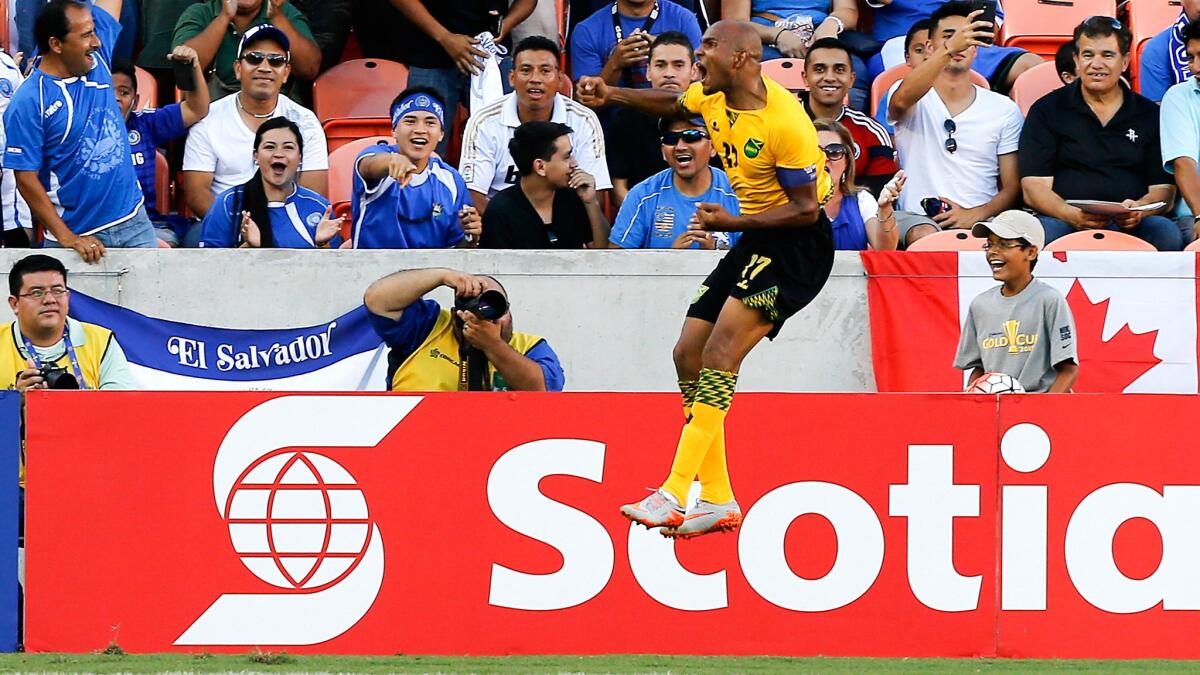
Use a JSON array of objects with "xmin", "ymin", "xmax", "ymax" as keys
[
  {"xmin": 890, "ymin": 85, "xmax": 1023, "ymax": 213},
  {"xmin": 183, "ymin": 93, "xmax": 329, "ymax": 197},
  {"xmin": 459, "ymin": 92, "xmax": 611, "ymax": 198}
]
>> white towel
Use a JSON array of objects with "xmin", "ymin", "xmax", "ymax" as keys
[{"xmin": 469, "ymin": 32, "xmax": 508, "ymax": 113}]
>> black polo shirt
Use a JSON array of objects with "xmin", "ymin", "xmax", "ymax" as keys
[
  {"xmin": 480, "ymin": 185, "xmax": 592, "ymax": 249},
  {"xmin": 1018, "ymin": 81, "xmax": 1171, "ymax": 202},
  {"xmin": 606, "ymin": 108, "xmax": 668, "ymax": 192}
]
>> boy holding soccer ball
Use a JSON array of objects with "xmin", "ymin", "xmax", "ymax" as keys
[{"xmin": 954, "ymin": 210, "xmax": 1079, "ymax": 392}]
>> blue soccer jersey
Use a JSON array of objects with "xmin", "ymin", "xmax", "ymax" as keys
[
  {"xmin": 127, "ymin": 104, "xmax": 185, "ymax": 219},
  {"xmin": 609, "ymin": 166, "xmax": 742, "ymax": 249},
  {"xmin": 350, "ymin": 145, "xmax": 469, "ymax": 249},
  {"xmin": 199, "ymin": 184, "xmax": 341, "ymax": 249},
  {"xmin": 2, "ymin": 2, "xmax": 143, "ymax": 238}
]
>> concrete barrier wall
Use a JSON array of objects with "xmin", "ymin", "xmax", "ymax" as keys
[{"xmin": 0, "ymin": 250, "xmax": 875, "ymax": 392}]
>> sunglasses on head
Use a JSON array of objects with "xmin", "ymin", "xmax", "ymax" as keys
[
  {"xmin": 943, "ymin": 118, "xmax": 957, "ymax": 154},
  {"xmin": 240, "ymin": 51, "xmax": 289, "ymax": 67},
  {"xmin": 820, "ymin": 143, "xmax": 847, "ymax": 160},
  {"xmin": 660, "ymin": 129, "xmax": 709, "ymax": 145}
]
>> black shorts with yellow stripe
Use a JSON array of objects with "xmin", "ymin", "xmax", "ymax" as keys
[{"xmin": 686, "ymin": 212, "xmax": 835, "ymax": 339}]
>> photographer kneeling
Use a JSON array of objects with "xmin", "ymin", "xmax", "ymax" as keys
[
  {"xmin": 364, "ymin": 268, "xmax": 565, "ymax": 391},
  {"xmin": 3, "ymin": 255, "xmax": 134, "ymax": 394}
]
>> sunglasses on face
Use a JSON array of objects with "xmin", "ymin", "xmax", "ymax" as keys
[
  {"xmin": 660, "ymin": 129, "xmax": 709, "ymax": 145},
  {"xmin": 240, "ymin": 51, "xmax": 289, "ymax": 67},
  {"xmin": 820, "ymin": 143, "xmax": 847, "ymax": 161},
  {"xmin": 944, "ymin": 118, "xmax": 957, "ymax": 154}
]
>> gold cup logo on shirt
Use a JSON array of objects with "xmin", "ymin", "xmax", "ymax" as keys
[{"xmin": 982, "ymin": 320, "xmax": 1039, "ymax": 353}]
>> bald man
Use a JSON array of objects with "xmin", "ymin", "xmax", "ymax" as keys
[{"xmin": 579, "ymin": 20, "xmax": 835, "ymax": 540}]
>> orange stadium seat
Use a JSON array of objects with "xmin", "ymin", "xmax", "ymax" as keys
[
  {"xmin": 154, "ymin": 150, "xmax": 170, "ymax": 216},
  {"xmin": 1043, "ymin": 230, "xmax": 1158, "ymax": 251},
  {"xmin": 761, "ymin": 58, "xmax": 807, "ymax": 91},
  {"xmin": 1129, "ymin": 0, "xmax": 1184, "ymax": 88},
  {"xmin": 313, "ymin": 58, "xmax": 409, "ymax": 126},
  {"xmin": 906, "ymin": 230, "xmax": 987, "ymax": 251},
  {"xmin": 324, "ymin": 118, "xmax": 392, "ymax": 153},
  {"xmin": 870, "ymin": 64, "xmax": 991, "ymax": 116},
  {"xmin": 328, "ymin": 136, "xmax": 392, "ymax": 208},
  {"xmin": 1010, "ymin": 60, "xmax": 1065, "ymax": 115},
  {"xmin": 1002, "ymin": 0, "xmax": 1118, "ymax": 58},
  {"xmin": 134, "ymin": 66, "xmax": 157, "ymax": 110}
]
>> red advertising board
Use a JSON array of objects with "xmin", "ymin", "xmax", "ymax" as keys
[{"xmin": 22, "ymin": 392, "xmax": 1200, "ymax": 657}]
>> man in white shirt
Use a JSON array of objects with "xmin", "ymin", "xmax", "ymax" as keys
[
  {"xmin": 0, "ymin": 49, "xmax": 30, "ymax": 246},
  {"xmin": 459, "ymin": 35, "xmax": 610, "ymax": 214},
  {"xmin": 182, "ymin": 25, "xmax": 328, "ymax": 228},
  {"xmin": 888, "ymin": 0, "xmax": 1022, "ymax": 248}
]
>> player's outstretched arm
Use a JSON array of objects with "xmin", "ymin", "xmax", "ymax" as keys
[{"xmin": 577, "ymin": 76, "xmax": 692, "ymax": 120}]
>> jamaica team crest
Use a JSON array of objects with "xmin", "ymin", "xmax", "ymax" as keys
[{"xmin": 743, "ymin": 138, "xmax": 764, "ymax": 159}]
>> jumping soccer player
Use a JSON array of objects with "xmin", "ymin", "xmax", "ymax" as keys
[{"xmin": 579, "ymin": 20, "xmax": 835, "ymax": 539}]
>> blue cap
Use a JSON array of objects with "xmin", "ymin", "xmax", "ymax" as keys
[
  {"xmin": 239, "ymin": 24, "xmax": 290, "ymax": 56},
  {"xmin": 658, "ymin": 115, "xmax": 707, "ymax": 134}
]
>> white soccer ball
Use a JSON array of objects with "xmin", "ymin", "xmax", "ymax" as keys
[{"xmin": 967, "ymin": 372, "xmax": 1026, "ymax": 394}]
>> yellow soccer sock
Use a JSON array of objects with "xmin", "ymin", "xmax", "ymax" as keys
[
  {"xmin": 662, "ymin": 368, "xmax": 737, "ymax": 505},
  {"xmin": 698, "ymin": 429, "xmax": 734, "ymax": 504},
  {"xmin": 678, "ymin": 379, "xmax": 698, "ymax": 420}
]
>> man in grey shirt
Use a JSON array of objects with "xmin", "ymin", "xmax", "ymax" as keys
[{"xmin": 955, "ymin": 211, "xmax": 1079, "ymax": 393}]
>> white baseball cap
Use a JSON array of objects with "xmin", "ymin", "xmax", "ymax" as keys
[{"xmin": 972, "ymin": 210, "xmax": 1045, "ymax": 250}]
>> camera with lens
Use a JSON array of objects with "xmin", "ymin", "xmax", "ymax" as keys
[
  {"xmin": 454, "ymin": 289, "xmax": 508, "ymax": 321},
  {"xmin": 38, "ymin": 364, "xmax": 79, "ymax": 390}
]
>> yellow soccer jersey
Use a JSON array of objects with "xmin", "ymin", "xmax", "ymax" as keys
[{"xmin": 680, "ymin": 76, "xmax": 833, "ymax": 215}]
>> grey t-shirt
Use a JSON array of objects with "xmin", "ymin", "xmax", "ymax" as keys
[{"xmin": 954, "ymin": 279, "xmax": 1078, "ymax": 393}]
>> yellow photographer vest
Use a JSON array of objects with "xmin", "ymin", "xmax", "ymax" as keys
[
  {"xmin": 389, "ymin": 309, "xmax": 547, "ymax": 391},
  {"xmin": 0, "ymin": 320, "xmax": 114, "ymax": 489}
]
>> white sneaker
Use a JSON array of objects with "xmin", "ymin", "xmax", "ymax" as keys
[
  {"xmin": 664, "ymin": 499, "xmax": 741, "ymax": 539},
  {"xmin": 619, "ymin": 489, "xmax": 684, "ymax": 529}
]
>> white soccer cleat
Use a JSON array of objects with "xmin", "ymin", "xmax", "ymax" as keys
[
  {"xmin": 664, "ymin": 499, "xmax": 742, "ymax": 539},
  {"xmin": 620, "ymin": 489, "xmax": 684, "ymax": 529}
]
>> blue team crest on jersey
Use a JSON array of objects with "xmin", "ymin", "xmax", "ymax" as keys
[
  {"xmin": 128, "ymin": 129, "xmax": 141, "ymax": 146},
  {"xmin": 431, "ymin": 202, "xmax": 443, "ymax": 216},
  {"xmin": 82, "ymin": 109, "xmax": 126, "ymax": 178},
  {"xmin": 0, "ymin": 79, "xmax": 12, "ymax": 97},
  {"xmin": 307, "ymin": 211, "xmax": 322, "ymax": 227}
]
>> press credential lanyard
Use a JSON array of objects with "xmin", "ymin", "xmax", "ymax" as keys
[
  {"xmin": 612, "ymin": 1, "xmax": 659, "ymax": 42},
  {"xmin": 21, "ymin": 326, "xmax": 88, "ymax": 390}
]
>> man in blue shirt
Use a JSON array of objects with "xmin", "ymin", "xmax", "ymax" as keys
[
  {"xmin": 1138, "ymin": 0, "xmax": 1200, "ymax": 103},
  {"xmin": 1160, "ymin": 17, "xmax": 1200, "ymax": 245},
  {"xmin": 570, "ymin": 0, "xmax": 702, "ymax": 88},
  {"xmin": 5, "ymin": 0, "xmax": 154, "ymax": 262},
  {"xmin": 351, "ymin": 86, "xmax": 482, "ymax": 248},
  {"xmin": 111, "ymin": 50, "xmax": 209, "ymax": 247},
  {"xmin": 610, "ymin": 117, "xmax": 741, "ymax": 249}
]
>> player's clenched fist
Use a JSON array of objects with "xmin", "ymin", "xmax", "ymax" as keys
[{"xmin": 577, "ymin": 77, "xmax": 610, "ymax": 109}]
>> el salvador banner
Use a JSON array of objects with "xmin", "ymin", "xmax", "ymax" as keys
[{"xmin": 68, "ymin": 293, "xmax": 390, "ymax": 390}]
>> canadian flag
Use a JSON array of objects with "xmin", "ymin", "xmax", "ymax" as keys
[{"xmin": 862, "ymin": 251, "xmax": 1198, "ymax": 393}]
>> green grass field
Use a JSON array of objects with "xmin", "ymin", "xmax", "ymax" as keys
[{"xmin": 0, "ymin": 653, "xmax": 1195, "ymax": 674}]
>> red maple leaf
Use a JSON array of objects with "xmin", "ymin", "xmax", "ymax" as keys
[{"xmin": 1066, "ymin": 280, "xmax": 1161, "ymax": 392}]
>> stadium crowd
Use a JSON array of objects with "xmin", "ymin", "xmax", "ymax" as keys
[{"xmin": 0, "ymin": 0, "xmax": 1195, "ymax": 256}]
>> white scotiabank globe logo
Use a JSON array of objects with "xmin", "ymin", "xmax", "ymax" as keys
[{"xmin": 224, "ymin": 451, "xmax": 371, "ymax": 590}]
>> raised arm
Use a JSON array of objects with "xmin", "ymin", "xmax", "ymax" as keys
[
  {"xmin": 578, "ymin": 76, "xmax": 693, "ymax": 120},
  {"xmin": 266, "ymin": 1, "xmax": 321, "ymax": 80},
  {"xmin": 364, "ymin": 268, "xmax": 486, "ymax": 321},
  {"xmin": 890, "ymin": 9, "xmax": 990, "ymax": 123},
  {"xmin": 93, "ymin": 0, "xmax": 123, "ymax": 23},
  {"xmin": 170, "ymin": 46, "xmax": 210, "ymax": 127}
]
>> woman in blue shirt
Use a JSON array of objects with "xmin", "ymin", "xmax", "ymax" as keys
[
  {"xmin": 815, "ymin": 119, "xmax": 904, "ymax": 251},
  {"xmin": 200, "ymin": 117, "xmax": 344, "ymax": 249}
]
